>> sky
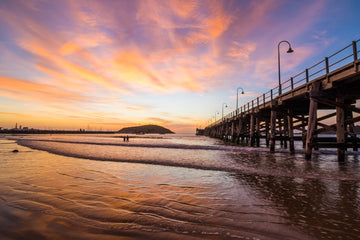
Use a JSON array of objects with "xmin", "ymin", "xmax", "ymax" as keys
[{"xmin": 0, "ymin": 0, "xmax": 359, "ymax": 133}]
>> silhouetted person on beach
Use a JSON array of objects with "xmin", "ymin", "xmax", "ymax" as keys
[
  {"xmin": 123, "ymin": 136, "xmax": 126, "ymax": 142},
  {"xmin": 126, "ymin": 135, "xmax": 129, "ymax": 142}
]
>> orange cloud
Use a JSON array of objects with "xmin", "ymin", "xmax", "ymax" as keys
[
  {"xmin": 18, "ymin": 40, "xmax": 129, "ymax": 94},
  {"xmin": 202, "ymin": 2, "xmax": 233, "ymax": 38},
  {"xmin": 22, "ymin": 0, "xmax": 229, "ymax": 93},
  {"xmin": 35, "ymin": 65, "xmax": 89, "ymax": 92},
  {"xmin": 168, "ymin": 0, "xmax": 198, "ymax": 18},
  {"xmin": 60, "ymin": 41, "xmax": 81, "ymax": 55},
  {"xmin": 145, "ymin": 117, "xmax": 171, "ymax": 125},
  {"xmin": 127, "ymin": 106, "xmax": 145, "ymax": 111},
  {"xmin": 73, "ymin": 33, "xmax": 113, "ymax": 48},
  {"xmin": 0, "ymin": 5, "xmax": 128, "ymax": 94},
  {"xmin": 136, "ymin": 0, "xmax": 232, "ymax": 45},
  {"xmin": 0, "ymin": 76, "xmax": 86, "ymax": 103},
  {"xmin": 228, "ymin": 41, "xmax": 256, "ymax": 58},
  {"xmin": 0, "ymin": 112, "xmax": 29, "ymax": 117},
  {"xmin": 114, "ymin": 50, "xmax": 165, "ymax": 88},
  {"xmin": 112, "ymin": 49, "xmax": 206, "ymax": 92}
]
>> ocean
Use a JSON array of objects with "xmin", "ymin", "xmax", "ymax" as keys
[{"xmin": 0, "ymin": 133, "xmax": 359, "ymax": 239}]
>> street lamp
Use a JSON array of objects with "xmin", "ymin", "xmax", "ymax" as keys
[
  {"xmin": 214, "ymin": 111, "xmax": 219, "ymax": 123},
  {"xmin": 278, "ymin": 40, "xmax": 294, "ymax": 95},
  {"xmin": 222, "ymin": 103, "xmax": 228, "ymax": 120},
  {"xmin": 236, "ymin": 87, "xmax": 244, "ymax": 113}
]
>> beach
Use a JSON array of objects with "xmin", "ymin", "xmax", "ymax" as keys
[{"xmin": 1, "ymin": 134, "xmax": 360, "ymax": 239}]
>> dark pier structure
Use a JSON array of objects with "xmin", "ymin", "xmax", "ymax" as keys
[{"xmin": 204, "ymin": 39, "xmax": 360, "ymax": 161}]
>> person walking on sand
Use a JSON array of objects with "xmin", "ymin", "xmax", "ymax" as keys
[
  {"xmin": 123, "ymin": 136, "xmax": 126, "ymax": 142},
  {"xmin": 126, "ymin": 135, "xmax": 129, "ymax": 142}
]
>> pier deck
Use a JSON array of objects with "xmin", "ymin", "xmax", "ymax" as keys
[{"xmin": 204, "ymin": 40, "xmax": 360, "ymax": 161}]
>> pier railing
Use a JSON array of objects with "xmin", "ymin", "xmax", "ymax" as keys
[{"xmin": 209, "ymin": 39, "xmax": 360, "ymax": 127}]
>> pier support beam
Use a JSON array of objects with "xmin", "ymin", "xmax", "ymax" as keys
[
  {"xmin": 305, "ymin": 83, "xmax": 320, "ymax": 160},
  {"xmin": 245, "ymin": 120, "xmax": 249, "ymax": 144},
  {"xmin": 228, "ymin": 122, "xmax": 231, "ymax": 141},
  {"xmin": 221, "ymin": 124, "xmax": 224, "ymax": 139},
  {"xmin": 347, "ymin": 110, "xmax": 358, "ymax": 151},
  {"xmin": 314, "ymin": 120, "xmax": 319, "ymax": 150},
  {"xmin": 283, "ymin": 115, "xmax": 288, "ymax": 149},
  {"xmin": 231, "ymin": 121, "xmax": 235, "ymax": 142},
  {"xmin": 238, "ymin": 117, "xmax": 243, "ymax": 144},
  {"xmin": 241, "ymin": 118, "xmax": 246, "ymax": 143},
  {"xmin": 265, "ymin": 119, "xmax": 270, "ymax": 147},
  {"xmin": 336, "ymin": 96, "xmax": 346, "ymax": 161},
  {"xmin": 278, "ymin": 117, "xmax": 284, "ymax": 147},
  {"xmin": 256, "ymin": 115, "xmax": 260, "ymax": 147},
  {"xmin": 302, "ymin": 115, "xmax": 306, "ymax": 148},
  {"xmin": 250, "ymin": 113, "xmax": 255, "ymax": 146},
  {"xmin": 288, "ymin": 109, "xmax": 295, "ymax": 154},
  {"xmin": 270, "ymin": 101, "xmax": 278, "ymax": 153}
]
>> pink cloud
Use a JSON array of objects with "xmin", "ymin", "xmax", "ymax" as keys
[{"xmin": 228, "ymin": 41, "xmax": 257, "ymax": 58}]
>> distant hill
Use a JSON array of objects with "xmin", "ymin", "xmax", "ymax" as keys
[{"xmin": 118, "ymin": 125, "xmax": 174, "ymax": 134}]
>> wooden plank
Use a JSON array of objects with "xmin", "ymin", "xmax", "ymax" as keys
[
  {"xmin": 315, "ymin": 122, "xmax": 337, "ymax": 133},
  {"xmin": 292, "ymin": 114, "xmax": 308, "ymax": 122},
  {"xmin": 315, "ymin": 115, "xmax": 360, "ymax": 134},
  {"xmin": 311, "ymin": 143, "xmax": 352, "ymax": 148},
  {"xmin": 317, "ymin": 112, "xmax": 336, "ymax": 122},
  {"xmin": 313, "ymin": 97, "xmax": 360, "ymax": 114}
]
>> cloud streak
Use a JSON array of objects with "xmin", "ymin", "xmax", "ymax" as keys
[{"xmin": 0, "ymin": 76, "xmax": 86, "ymax": 103}]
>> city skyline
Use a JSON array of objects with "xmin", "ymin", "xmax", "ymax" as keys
[{"xmin": 1, "ymin": 0, "xmax": 359, "ymax": 133}]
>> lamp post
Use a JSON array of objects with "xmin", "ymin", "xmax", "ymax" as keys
[
  {"xmin": 214, "ymin": 111, "xmax": 219, "ymax": 123},
  {"xmin": 222, "ymin": 103, "xmax": 228, "ymax": 120},
  {"xmin": 236, "ymin": 87, "xmax": 244, "ymax": 114},
  {"xmin": 278, "ymin": 40, "xmax": 294, "ymax": 95}
]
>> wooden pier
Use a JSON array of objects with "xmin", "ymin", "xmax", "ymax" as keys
[{"xmin": 204, "ymin": 40, "xmax": 360, "ymax": 161}]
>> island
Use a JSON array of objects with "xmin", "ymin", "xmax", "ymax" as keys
[{"xmin": 118, "ymin": 124, "xmax": 175, "ymax": 134}]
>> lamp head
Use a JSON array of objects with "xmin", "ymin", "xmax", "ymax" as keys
[
  {"xmin": 287, "ymin": 47, "xmax": 294, "ymax": 53},
  {"xmin": 241, "ymin": 90, "xmax": 244, "ymax": 94}
]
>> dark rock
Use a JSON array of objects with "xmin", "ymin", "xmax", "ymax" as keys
[{"xmin": 119, "ymin": 124, "xmax": 174, "ymax": 134}]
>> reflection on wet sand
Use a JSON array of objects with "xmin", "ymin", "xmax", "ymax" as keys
[
  {"xmin": 235, "ymin": 156, "xmax": 360, "ymax": 240},
  {"xmin": 1, "ymin": 135, "xmax": 360, "ymax": 239}
]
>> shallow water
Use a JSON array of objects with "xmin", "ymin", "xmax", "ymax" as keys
[{"xmin": 1, "ymin": 134, "xmax": 360, "ymax": 239}]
